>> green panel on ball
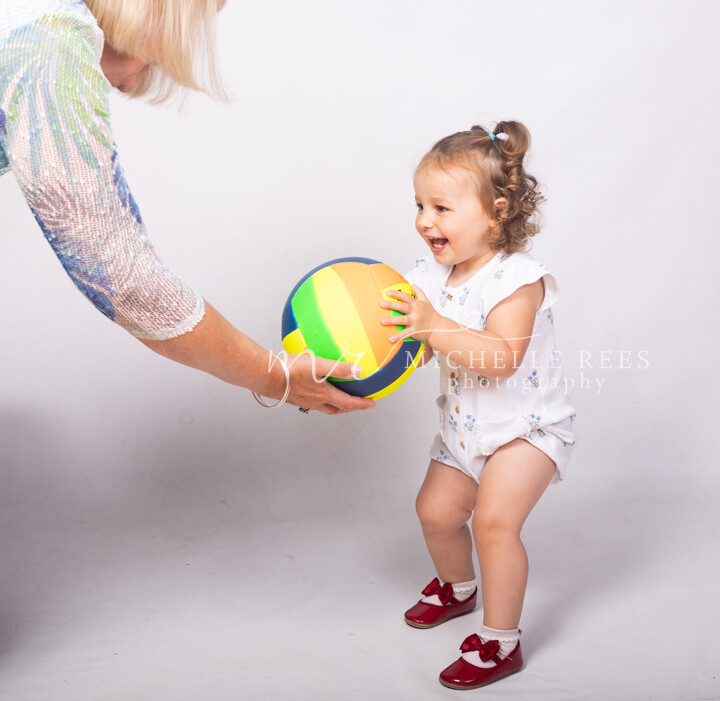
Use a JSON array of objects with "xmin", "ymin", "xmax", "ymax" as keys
[{"xmin": 291, "ymin": 275, "xmax": 344, "ymax": 361}]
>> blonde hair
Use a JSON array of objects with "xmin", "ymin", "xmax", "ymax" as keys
[
  {"xmin": 84, "ymin": 0, "xmax": 228, "ymax": 103},
  {"xmin": 417, "ymin": 121, "xmax": 544, "ymax": 255}
]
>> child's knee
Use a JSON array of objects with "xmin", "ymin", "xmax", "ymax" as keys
[
  {"xmin": 416, "ymin": 490, "xmax": 470, "ymax": 534},
  {"xmin": 472, "ymin": 509, "xmax": 519, "ymax": 546}
]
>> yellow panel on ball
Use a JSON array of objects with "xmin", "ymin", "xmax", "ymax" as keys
[
  {"xmin": 283, "ymin": 327, "xmax": 308, "ymax": 355},
  {"xmin": 312, "ymin": 265, "xmax": 379, "ymax": 377}
]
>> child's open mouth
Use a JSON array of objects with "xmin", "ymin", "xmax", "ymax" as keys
[{"xmin": 431, "ymin": 237, "xmax": 448, "ymax": 250}]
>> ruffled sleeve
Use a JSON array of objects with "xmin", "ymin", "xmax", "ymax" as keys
[
  {"xmin": 481, "ymin": 252, "xmax": 559, "ymax": 315},
  {"xmin": 0, "ymin": 10, "xmax": 205, "ymax": 340},
  {"xmin": 404, "ymin": 255, "xmax": 432, "ymax": 289}
]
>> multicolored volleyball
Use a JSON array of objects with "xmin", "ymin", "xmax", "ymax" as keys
[{"xmin": 281, "ymin": 257, "xmax": 424, "ymax": 400}]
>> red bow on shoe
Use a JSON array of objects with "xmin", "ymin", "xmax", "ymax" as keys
[
  {"xmin": 421, "ymin": 577, "xmax": 453, "ymax": 605},
  {"xmin": 460, "ymin": 634, "xmax": 501, "ymax": 662}
]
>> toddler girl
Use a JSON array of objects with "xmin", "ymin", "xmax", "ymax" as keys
[{"xmin": 380, "ymin": 121, "xmax": 576, "ymax": 690}]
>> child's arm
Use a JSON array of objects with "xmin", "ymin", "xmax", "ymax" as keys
[
  {"xmin": 414, "ymin": 342, "xmax": 435, "ymax": 367},
  {"xmin": 381, "ymin": 282, "xmax": 544, "ymax": 379}
]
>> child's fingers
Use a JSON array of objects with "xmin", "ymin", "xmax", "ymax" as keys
[
  {"xmin": 411, "ymin": 285, "xmax": 429, "ymax": 302},
  {"xmin": 384, "ymin": 289, "xmax": 412, "ymax": 303},
  {"xmin": 387, "ymin": 328, "xmax": 414, "ymax": 344},
  {"xmin": 380, "ymin": 299, "xmax": 411, "ymax": 314},
  {"xmin": 380, "ymin": 314, "xmax": 411, "ymax": 326}
]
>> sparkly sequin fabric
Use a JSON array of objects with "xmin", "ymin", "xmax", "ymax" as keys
[{"xmin": 0, "ymin": 0, "xmax": 205, "ymax": 340}]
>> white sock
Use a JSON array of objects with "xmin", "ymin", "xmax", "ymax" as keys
[
  {"xmin": 461, "ymin": 625, "xmax": 521, "ymax": 669},
  {"xmin": 451, "ymin": 577, "xmax": 477, "ymax": 602},
  {"xmin": 420, "ymin": 577, "xmax": 477, "ymax": 605}
]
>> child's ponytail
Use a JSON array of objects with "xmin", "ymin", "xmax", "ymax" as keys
[{"xmin": 491, "ymin": 120, "xmax": 544, "ymax": 253}]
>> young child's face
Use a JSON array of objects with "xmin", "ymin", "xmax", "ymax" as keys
[{"xmin": 413, "ymin": 166, "xmax": 497, "ymax": 276}]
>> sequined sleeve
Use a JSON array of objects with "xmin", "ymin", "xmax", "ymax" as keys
[{"xmin": 0, "ymin": 12, "xmax": 205, "ymax": 340}]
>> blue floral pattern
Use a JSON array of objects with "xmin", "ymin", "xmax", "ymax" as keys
[
  {"xmin": 457, "ymin": 286, "xmax": 471, "ymax": 305},
  {"xmin": 525, "ymin": 413, "xmax": 546, "ymax": 439},
  {"xmin": 526, "ymin": 370, "xmax": 540, "ymax": 389},
  {"xmin": 435, "ymin": 448, "xmax": 452, "ymax": 464},
  {"xmin": 449, "ymin": 373, "xmax": 459, "ymax": 395}
]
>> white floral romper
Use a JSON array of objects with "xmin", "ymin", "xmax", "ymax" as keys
[{"xmin": 405, "ymin": 250, "xmax": 576, "ymax": 482}]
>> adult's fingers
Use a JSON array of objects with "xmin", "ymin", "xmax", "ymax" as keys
[
  {"xmin": 285, "ymin": 354, "xmax": 375, "ymax": 413},
  {"xmin": 310, "ymin": 356, "xmax": 362, "ymax": 381},
  {"xmin": 295, "ymin": 380, "xmax": 375, "ymax": 412},
  {"xmin": 287, "ymin": 386, "xmax": 375, "ymax": 413}
]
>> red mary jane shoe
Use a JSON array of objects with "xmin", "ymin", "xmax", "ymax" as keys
[
  {"xmin": 439, "ymin": 634, "xmax": 523, "ymax": 689},
  {"xmin": 404, "ymin": 577, "xmax": 477, "ymax": 629}
]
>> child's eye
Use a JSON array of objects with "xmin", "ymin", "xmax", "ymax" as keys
[
  {"xmin": 416, "ymin": 203, "xmax": 423, "ymax": 211},
  {"xmin": 436, "ymin": 206, "xmax": 448, "ymax": 213}
]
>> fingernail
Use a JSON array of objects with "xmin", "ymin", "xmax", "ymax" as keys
[{"xmin": 351, "ymin": 364, "xmax": 362, "ymax": 378}]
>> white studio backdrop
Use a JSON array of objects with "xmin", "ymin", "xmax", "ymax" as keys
[
  {"xmin": 1, "ymin": 1, "xmax": 719, "ymax": 699},
  {"xmin": 1, "ymin": 0, "xmax": 716, "ymax": 521}
]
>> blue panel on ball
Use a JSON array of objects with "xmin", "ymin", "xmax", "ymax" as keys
[
  {"xmin": 281, "ymin": 257, "xmax": 380, "ymax": 339},
  {"xmin": 329, "ymin": 340, "xmax": 422, "ymax": 396},
  {"xmin": 281, "ymin": 298, "xmax": 298, "ymax": 338}
]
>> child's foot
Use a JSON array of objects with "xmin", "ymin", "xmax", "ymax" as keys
[
  {"xmin": 438, "ymin": 632, "xmax": 523, "ymax": 690},
  {"xmin": 404, "ymin": 577, "xmax": 477, "ymax": 629}
]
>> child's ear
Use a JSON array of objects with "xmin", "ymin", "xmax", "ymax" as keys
[{"xmin": 493, "ymin": 197, "xmax": 508, "ymax": 220}]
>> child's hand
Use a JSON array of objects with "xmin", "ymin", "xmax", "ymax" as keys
[{"xmin": 380, "ymin": 286, "xmax": 439, "ymax": 343}]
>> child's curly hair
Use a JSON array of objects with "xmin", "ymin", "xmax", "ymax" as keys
[{"xmin": 416, "ymin": 120, "xmax": 544, "ymax": 255}]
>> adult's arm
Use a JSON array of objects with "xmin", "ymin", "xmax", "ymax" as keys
[
  {"xmin": 0, "ymin": 11, "xmax": 372, "ymax": 413},
  {"xmin": 140, "ymin": 301, "xmax": 375, "ymax": 413}
]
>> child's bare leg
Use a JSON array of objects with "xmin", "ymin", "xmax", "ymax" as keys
[
  {"xmin": 472, "ymin": 439, "xmax": 556, "ymax": 629},
  {"xmin": 416, "ymin": 459, "xmax": 478, "ymax": 583}
]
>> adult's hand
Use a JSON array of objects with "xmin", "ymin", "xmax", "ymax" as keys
[{"xmin": 284, "ymin": 354, "xmax": 375, "ymax": 414}]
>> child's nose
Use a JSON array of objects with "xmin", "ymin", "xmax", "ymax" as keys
[{"xmin": 417, "ymin": 210, "xmax": 434, "ymax": 230}]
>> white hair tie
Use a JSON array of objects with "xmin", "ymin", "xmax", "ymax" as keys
[{"xmin": 489, "ymin": 132, "xmax": 509, "ymax": 142}]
